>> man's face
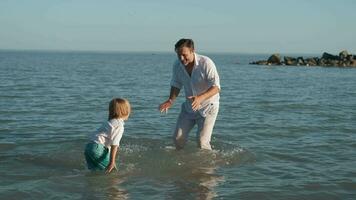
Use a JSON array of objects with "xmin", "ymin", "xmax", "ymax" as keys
[{"xmin": 176, "ymin": 47, "xmax": 195, "ymax": 66}]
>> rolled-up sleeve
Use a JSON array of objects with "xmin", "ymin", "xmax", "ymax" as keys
[
  {"xmin": 206, "ymin": 59, "xmax": 220, "ymax": 89},
  {"xmin": 170, "ymin": 61, "xmax": 182, "ymax": 89},
  {"xmin": 111, "ymin": 126, "xmax": 123, "ymax": 146}
]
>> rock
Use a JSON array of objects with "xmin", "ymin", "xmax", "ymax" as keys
[
  {"xmin": 267, "ymin": 54, "xmax": 281, "ymax": 65},
  {"xmin": 305, "ymin": 57, "xmax": 318, "ymax": 66},
  {"xmin": 318, "ymin": 58, "xmax": 325, "ymax": 66},
  {"xmin": 339, "ymin": 61, "xmax": 348, "ymax": 67},
  {"xmin": 284, "ymin": 56, "xmax": 297, "ymax": 65},
  {"xmin": 297, "ymin": 57, "xmax": 305, "ymax": 66},
  {"xmin": 329, "ymin": 59, "xmax": 340, "ymax": 67},
  {"xmin": 346, "ymin": 55, "xmax": 353, "ymax": 61},
  {"xmin": 350, "ymin": 60, "xmax": 356, "ymax": 67},
  {"xmin": 339, "ymin": 50, "xmax": 349, "ymax": 60},
  {"xmin": 344, "ymin": 56, "xmax": 356, "ymax": 67},
  {"xmin": 250, "ymin": 60, "xmax": 268, "ymax": 65},
  {"xmin": 249, "ymin": 50, "xmax": 355, "ymax": 68},
  {"xmin": 322, "ymin": 52, "xmax": 339, "ymax": 60},
  {"xmin": 256, "ymin": 60, "xmax": 268, "ymax": 65}
]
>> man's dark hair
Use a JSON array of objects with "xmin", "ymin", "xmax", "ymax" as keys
[{"xmin": 175, "ymin": 38, "xmax": 194, "ymax": 51}]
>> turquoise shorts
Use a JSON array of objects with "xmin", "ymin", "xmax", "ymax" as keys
[{"xmin": 84, "ymin": 142, "xmax": 110, "ymax": 170}]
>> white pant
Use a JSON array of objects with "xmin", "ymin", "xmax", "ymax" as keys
[{"xmin": 173, "ymin": 103, "xmax": 219, "ymax": 150}]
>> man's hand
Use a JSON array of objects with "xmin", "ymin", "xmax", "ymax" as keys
[
  {"xmin": 187, "ymin": 96, "xmax": 202, "ymax": 111},
  {"xmin": 159, "ymin": 99, "xmax": 173, "ymax": 113}
]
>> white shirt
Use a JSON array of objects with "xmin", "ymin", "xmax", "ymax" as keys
[
  {"xmin": 91, "ymin": 118, "xmax": 124, "ymax": 148},
  {"xmin": 170, "ymin": 53, "xmax": 220, "ymax": 117}
]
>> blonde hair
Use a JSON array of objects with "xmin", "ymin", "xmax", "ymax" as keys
[{"xmin": 108, "ymin": 98, "xmax": 131, "ymax": 120}]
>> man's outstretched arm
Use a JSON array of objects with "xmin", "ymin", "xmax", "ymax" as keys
[{"xmin": 159, "ymin": 86, "xmax": 180, "ymax": 113}]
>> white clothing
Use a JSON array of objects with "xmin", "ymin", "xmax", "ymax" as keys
[
  {"xmin": 170, "ymin": 53, "xmax": 220, "ymax": 117},
  {"xmin": 174, "ymin": 103, "xmax": 219, "ymax": 150},
  {"xmin": 91, "ymin": 118, "xmax": 124, "ymax": 148}
]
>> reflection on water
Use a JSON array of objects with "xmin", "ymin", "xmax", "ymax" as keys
[
  {"xmin": 84, "ymin": 172, "xmax": 129, "ymax": 200},
  {"xmin": 118, "ymin": 145, "xmax": 232, "ymax": 199},
  {"xmin": 167, "ymin": 167, "xmax": 224, "ymax": 200},
  {"xmin": 80, "ymin": 142, "xmax": 238, "ymax": 199},
  {"xmin": 0, "ymin": 137, "xmax": 246, "ymax": 199}
]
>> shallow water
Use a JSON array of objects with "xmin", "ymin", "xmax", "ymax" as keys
[{"xmin": 0, "ymin": 50, "xmax": 355, "ymax": 199}]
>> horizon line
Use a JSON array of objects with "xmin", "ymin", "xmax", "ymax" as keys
[{"xmin": 0, "ymin": 48, "xmax": 348, "ymax": 56}]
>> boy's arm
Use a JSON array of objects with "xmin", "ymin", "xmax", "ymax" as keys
[{"xmin": 106, "ymin": 145, "xmax": 118, "ymax": 173}]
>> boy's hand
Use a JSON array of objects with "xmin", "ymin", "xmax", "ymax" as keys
[
  {"xmin": 106, "ymin": 145, "xmax": 118, "ymax": 174},
  {"xmin": 105, "ymin": 163, "xmax": 117, "ymax": 174}
]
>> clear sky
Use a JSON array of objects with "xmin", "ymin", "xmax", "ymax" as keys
[{"xmin": 1, "ymin": 0, "xmax": 356, "ymax": 54}]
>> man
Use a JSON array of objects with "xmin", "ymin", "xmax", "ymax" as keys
[{"xmin": 159, "ymin": 38, "xmax": 220, "ymax": 150}]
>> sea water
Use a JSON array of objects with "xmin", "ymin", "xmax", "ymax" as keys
[{"xmin": 0, "ymin": 50, "xmax": 355, "ymax": 199}]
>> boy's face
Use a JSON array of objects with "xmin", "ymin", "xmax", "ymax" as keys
[
  {"xmin": 122, "ymin": 114, "xmax": 129, "ymax": 121},
  {"xmin": 176, "ymin": 47, "xmax": 195, "ymax": 66}
]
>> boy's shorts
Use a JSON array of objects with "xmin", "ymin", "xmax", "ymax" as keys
[{"xmin": 84, "ymin": 142, "xmax": 110, "ymax": 170}]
